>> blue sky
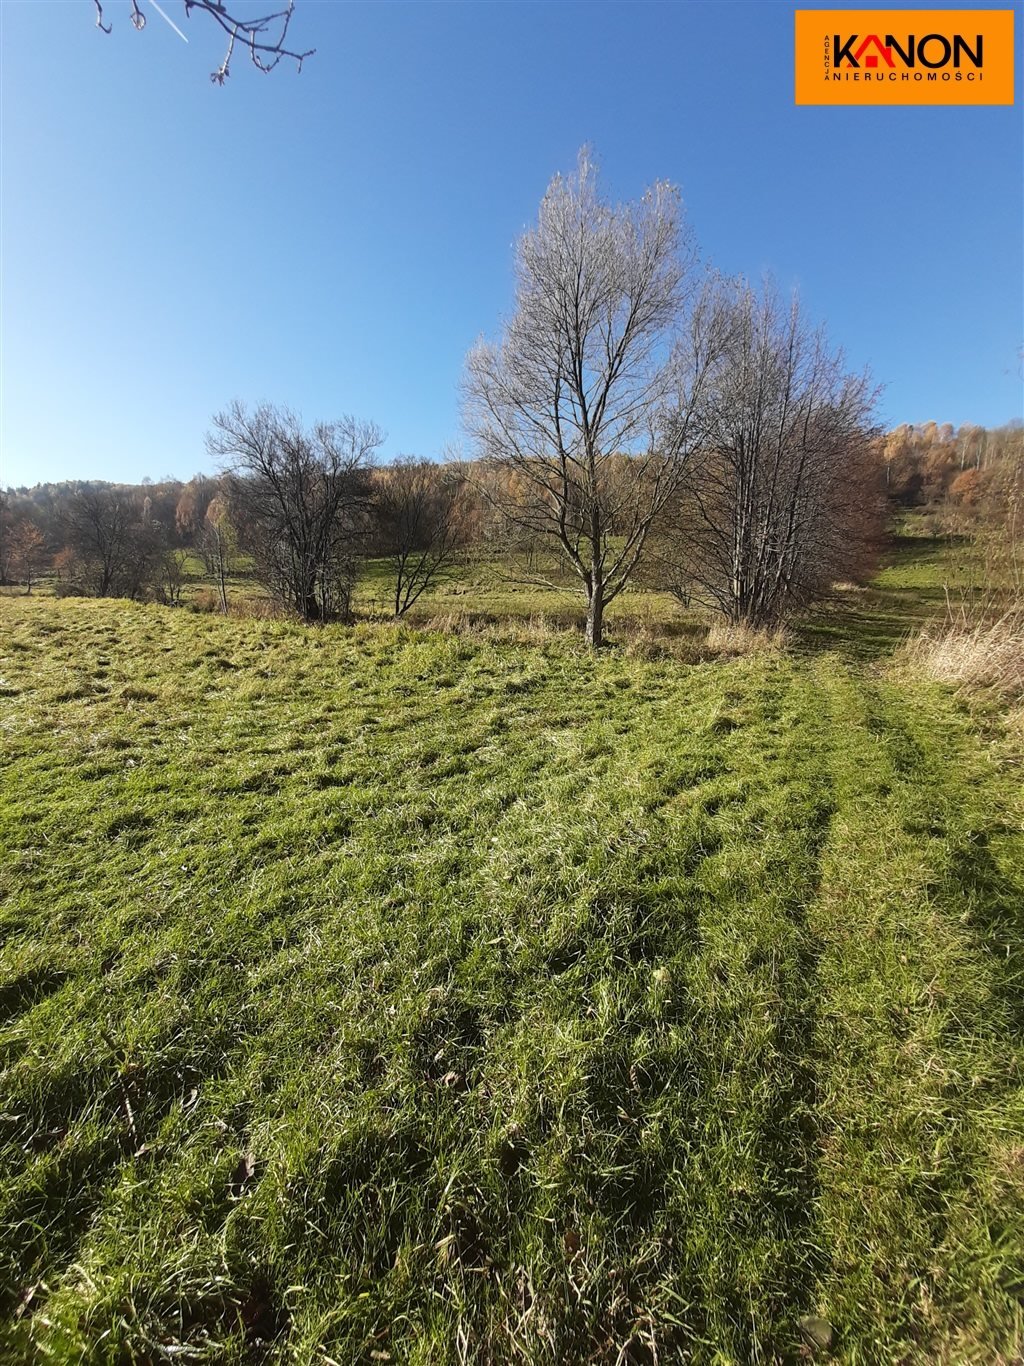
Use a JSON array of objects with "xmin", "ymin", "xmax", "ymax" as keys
[{"xmin": 1, "ymin": 0, "xmax": 1021, "ymax": 488}]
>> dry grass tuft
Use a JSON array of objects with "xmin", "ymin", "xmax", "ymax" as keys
[
  {"xmin": 901, "ymin": 608, "xmax": 1024, "ymax": 699},
  {"xmin": 619, "ymin": 627, "xmax": 705, "ymax": 663},
  {"xmin": 417, "ymin": 611, "xmax": 707, "ymax": 658},
  {"xmin": 705, "ymin": 620, "xmax": 791, "ymax": 656},
  {"xmin": 421, "ymin": 611, "xmax": 569, "ymax": 644},
  {"xmin": 228, "ymin": 595, "xmax": 286, "ymax": 621}
]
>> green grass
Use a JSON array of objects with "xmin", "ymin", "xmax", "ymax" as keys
[
  {"xmin": 351, "ymin": 550, "xmax": 687, "ymax": 630},
  {"xmin": 0, "ymin": 534, "xmax": 1022, "ymax": 1363},
  {"xmin": 3, "ymin": 546, "xmax": 687, "ymax": 630},
  {"xmin": 795, "ymin": 537, "xmax": 971, "ymax": 661}
]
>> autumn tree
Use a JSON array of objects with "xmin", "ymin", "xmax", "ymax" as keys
[
  {"xmin": 208, "ymin": 402, "xmax": 381, "ymax": 621},
  {"xmin": 974, "ymin": 425, "xmax": 1024, "ymax": 596},
  {"xmin": 463, "ymin": 150, "xmax": 717, "ymax": 646},
  {"xmin": 0, "ymin": 495, "xmax": 14, "ymax": 585},
  {"xmin": 957, "ymin": 424, "xmax": 988, "ymax": 474},
  {"xmin": 175, "ymin": 476, "xmax": 219, "ymax": 544},
  {"xmin": 921, "ymin": 431, "xmax": 958, "ymax": 505},
  {"xmin": 949, "ymin": 467, "xmax": 986, "ymax": 509},
  {"xmin": 882, "ymin": 424, "xmax": 917, "ymax": 500},
  {"xmin": 200, "ymin": 493, "xmax": 237, "ymax": 612},
  {"xmin": 6, "ymin": 519, "xmax": 49, "ymax": 593},
  {"xmin": 880, "ymin": 421, "xmax": 997, "ymax": 508}
]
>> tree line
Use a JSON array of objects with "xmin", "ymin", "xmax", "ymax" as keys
[
  {"xmin": 882, "ymin": 419, "xmax": 1022, "ymax": 511},
  {"xmin": 0, "ymin": 457, "xmax": 471, "ymax": 622},
  {"xmin": 1, "ymin": 409, "xmax": 1016, "ymax": 636},
  {"xmin": 3, "ymin": 152, "xmax": 1019, "ymax": 643}
]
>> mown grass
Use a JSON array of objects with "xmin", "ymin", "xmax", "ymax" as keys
[{"xmin": 0, "ymin": 535, "xmax": 1022, "ymax": 1363}]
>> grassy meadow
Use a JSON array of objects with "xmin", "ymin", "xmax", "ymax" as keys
[{"xmin": 1, "ymin": 534, "xmax": 1022, "ymax": 1363}]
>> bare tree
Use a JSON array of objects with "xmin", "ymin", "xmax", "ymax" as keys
[
  {"xmin": 462, "ymin": 150, "xmax": 716, "ymax": 646},
  {"xmin": 156, "ymin": 547, "xmax": 190, "ymax": 606},
  {"xmin": 654, "ymin": 279, "xmax": 881, "ymax": 626},
  {"xmin": 93, "ymin": 0, "xmax": 314, "ymax": 83},
  {"xmin": 60, "ymin": 487, "xmax": 157, "ymax": 598},
  {"xmin": 208, "ymin": 401, "xmax": 382, "ymax": 622},
  {"xmin": 373, "ymin": 460, "xmax": 468, "ymax": 618}
]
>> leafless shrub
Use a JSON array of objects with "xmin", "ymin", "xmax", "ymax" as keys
[
  {"xmin": 59, "ymin": 487, "xmax": 163, "ymax": 600},
  {"xmin": 208, "ymin": 401, "xmax": 382, "ymax": 622},
  {"xmin": 650, "ymin": 278, "xmax": 882, "ymax": 627},
  {"xmin": 155, "ymin": 548, "xmax": 190, "ymax": 605},
  {"xmin": 373, "ymin": 460, "xmax": 470, "ymax": 617}
]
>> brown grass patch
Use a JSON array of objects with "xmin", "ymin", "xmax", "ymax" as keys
[
  {"xmin": 901, "ymin": 608, "xmax": 1024, "ymax": 699},
  {"xmin": 704, "ymin": 620, "xmax": 791, "ymax": 656}
]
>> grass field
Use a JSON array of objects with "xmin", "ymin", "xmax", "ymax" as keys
[{"xmin": 1, "ymin": 534, "xmax": 1022, "ymax": 1363}]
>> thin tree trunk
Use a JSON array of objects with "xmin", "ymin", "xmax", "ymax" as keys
[
  {"xmin": 394, "ymin": 555, "xmax": 405, "ymax": 618},
  {"xmin": 585, "ymin": 577, "xmax": 604, "ymax": 647}
]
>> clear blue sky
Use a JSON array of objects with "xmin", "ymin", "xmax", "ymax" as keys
[{"xmin": 1, "ymin": 0, "xmax": 1021, "ymax": 488}]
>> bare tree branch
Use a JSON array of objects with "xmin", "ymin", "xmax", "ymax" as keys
[
  {"xmin": 208, "ymin": 401, "xmax": 381, "ymax": 622},
  {"xmin": 649, "ymin": 278, "xmax": 882, "ymax": 626},
  {"xmin": 93, "ymin": 0, "xmax": 315, "ymax": 80},
  {"xmin": 462, "ymin": 149, "xmax": 717, "ymax": 646}
]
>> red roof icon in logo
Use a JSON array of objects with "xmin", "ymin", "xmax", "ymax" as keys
[{"xmin": 852, "ymin": 34, "xmax": 894, "ymax": 68}]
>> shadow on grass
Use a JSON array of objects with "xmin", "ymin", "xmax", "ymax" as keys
[
  {"xmin": 795, "ymin": 535, "xmax": 965, "ymax": 663},
  {"xmin": 946, "ymin": 829, "xmax": 1024, "ymax": 1044},
  {"xmin": 0, "ymin": 969, "xmax": 72, "ymax": 1026}
]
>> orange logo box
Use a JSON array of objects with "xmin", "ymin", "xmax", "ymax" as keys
[{"xmin": 795, "ymin": 9, "xmax": 1015, "ymax": 104}]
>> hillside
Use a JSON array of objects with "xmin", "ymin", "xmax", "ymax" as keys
[{"xmin": 1, "ymin": 535, "xmax": 1022, "ymax": 1363}]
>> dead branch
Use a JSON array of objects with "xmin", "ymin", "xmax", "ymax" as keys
[{"xmin": 92, "ymin": 0, "xmax": 315, "ymax": 80}]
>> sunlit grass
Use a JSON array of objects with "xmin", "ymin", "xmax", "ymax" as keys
[{"xmin": 0, "ymin": 532, "xmax": 1021, "ymax": 1362}]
